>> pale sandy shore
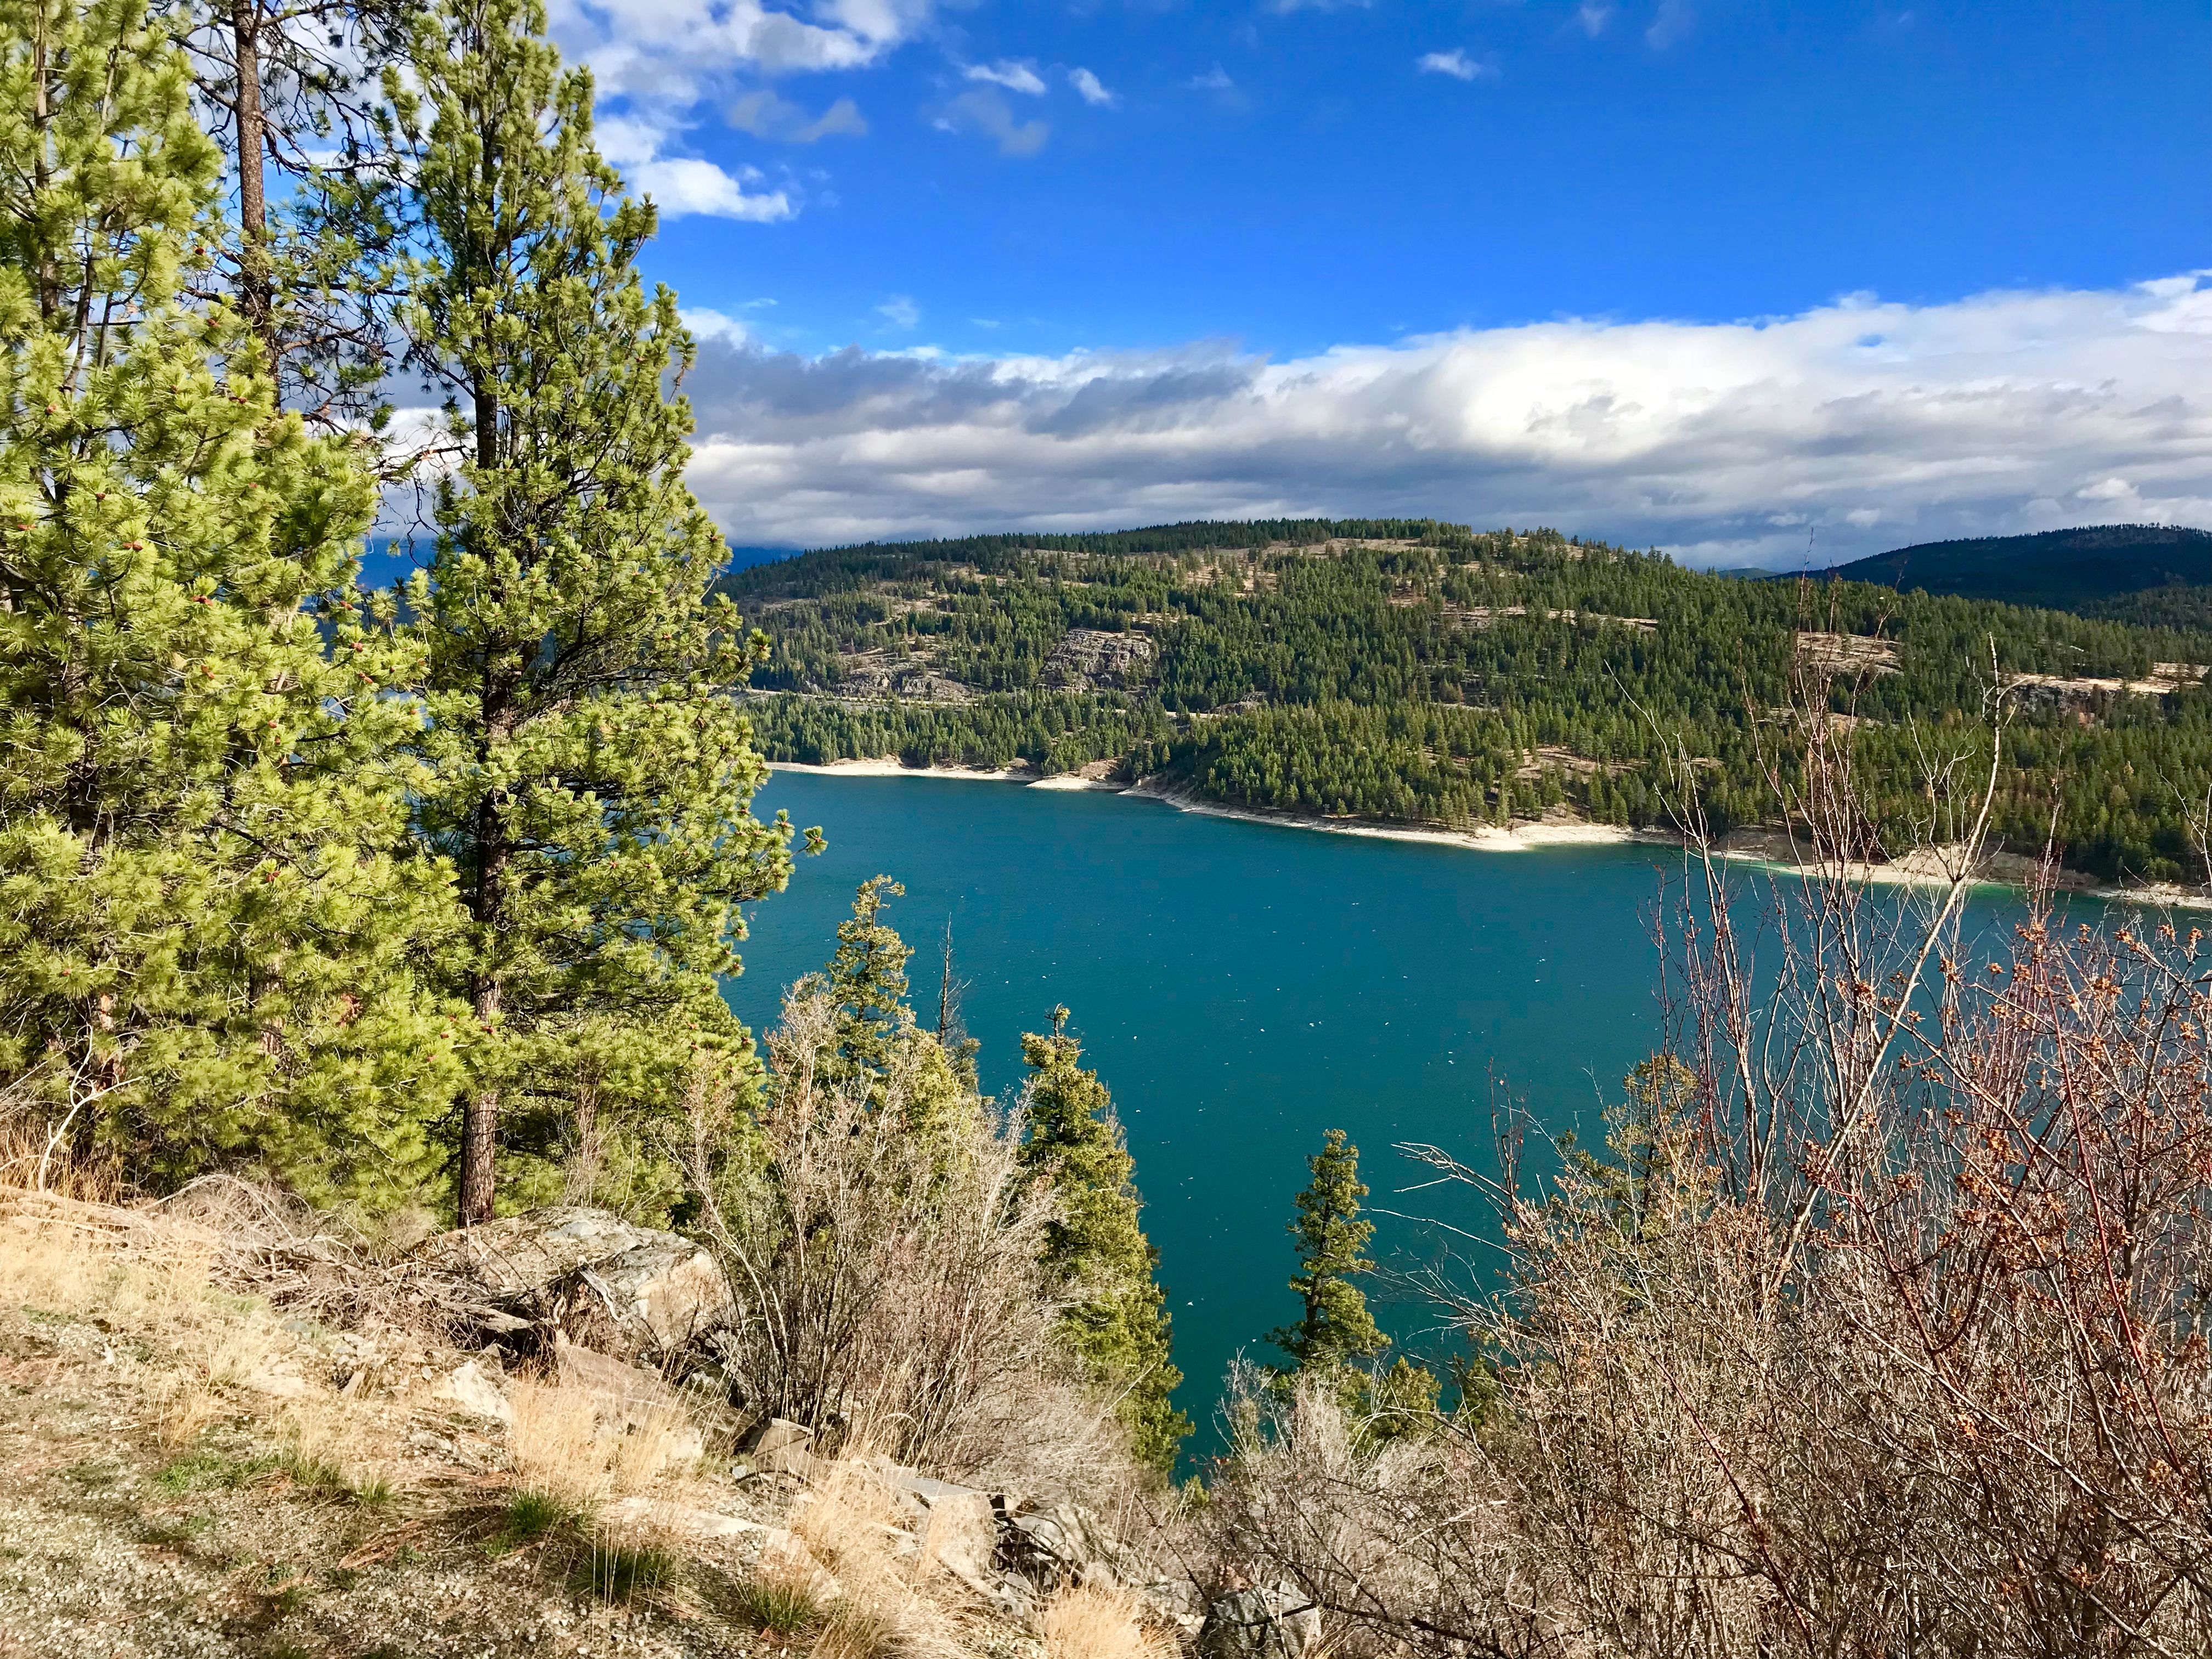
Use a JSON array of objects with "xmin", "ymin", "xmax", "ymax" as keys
[
  {"xmin": 771, "ymin": 758, "xmax": 1127, "ymax": 791},
  {"xmin": 771, "ymin": 759, "xmax": 1034, "ymax": 783},
  {"xmin": 769, "ymin": 759, "xmax": 2212, "ymax": 905},
  {"xmin": 1122, "ymin": 778, "xmax": 1677, "ymax": 854}
]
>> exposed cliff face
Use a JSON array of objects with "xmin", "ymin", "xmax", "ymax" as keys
[{"xmin": 1042, "ymin": 630, "xmax": 1156, "ymax": 693}]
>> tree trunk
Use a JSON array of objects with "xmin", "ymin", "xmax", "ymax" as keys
[
  {"xmin": 30, "ymin": 15, "xmax": 60, "ymax": 325},
  {"xmin": 458, "ymin": 973, "xmax": 500, "ymax": 1224},
  {"xmin": 458, "ymin": 793, "xmax": 507, "ymax": 1226},
  {"xmin": 453, "ymin": 364, "xmax": 511, "ymax": 1228},
  {"xmin": 231, "ymin": 0, "xmax": 270, "ymax": 341}
]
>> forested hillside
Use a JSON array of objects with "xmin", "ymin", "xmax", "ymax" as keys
[
  {"xmin": 725, "ymin": 521, "xmax": 2212, "ymax": 883},
  {"xmin": 1825, "ymin": 523, "xmax": 2212, "ymax": 626}
]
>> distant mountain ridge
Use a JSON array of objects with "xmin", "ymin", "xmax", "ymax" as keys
[{"xmin": 1822, "ymin": 524, "xmax": 2212, "ymax": 619}]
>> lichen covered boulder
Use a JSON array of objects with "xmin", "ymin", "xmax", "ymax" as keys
[{"xmin": 409, "ymin": 1205, "xmax": 735, "ymax": 1361}]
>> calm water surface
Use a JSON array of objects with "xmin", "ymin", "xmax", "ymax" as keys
[{"xmin": 726, "ymin": 772, "xmax": 2047, "ymax": 1443}]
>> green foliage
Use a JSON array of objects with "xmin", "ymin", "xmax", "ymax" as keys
[
  {"xmin": 722, "ymin": 1572, "xmax": 826, "ymax": 1638},
  {"xmin": 819, "ymin": 875, "xmax": 912, "ymax": 1079},
  {"xmin": 573, "ymin": 1536, "xmax": 678, "ymax": 1603},
  {"xmin": 778, "ymin": 881, "xmax": 976, "ymax": 1147},
  {"xmin": 386, "ymin": 0, "xmax": 798, "ymax": 1218},
  {"xmin": 1558, "ymin": 1052, "xmax": 1708, "ymax": 1244},
  {"xmin": 1268, "ymin": 1128, "xmax": 1441, "ymax": 1438},
  {"xmin": 1272, "ymin": 1128, "xmax": 1387, "ymax": 1373},
  {"xmin": 1366, "ymin": 1354, "xmax": 1443, "ymax": 1442},
  {"xmin": 492, "ymin": 1488, "xmax": 573, "ymax": 1554},
  {"xmin": 1827, "ymin": 524, "xmax": 2212, "ymax": 611},
  {"xmin": 730, "ymin": 523, "xmax": 2212, "ymax": 884},
  {"xmin": 0, "ymin": 0, "xmax": 462, "ymax": 1204},
  {"xmin": 1018, "ymin": 1008, "xmax": 1189, "ymax": 1473}
]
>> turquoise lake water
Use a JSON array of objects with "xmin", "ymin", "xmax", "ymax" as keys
[{"xmin": 726, "ymin": 771, "xmax": 2052, "ymax": 1446}]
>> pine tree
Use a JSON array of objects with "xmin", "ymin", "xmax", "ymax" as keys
[
  {"xmin": 1018, "ymin": 1009, "xmax": 1189, "ymax": 1474},
  {"xmin": 1271, "ymin": 1128, "xmax": 1388, "ymax": 1372},
  {"xmin": 819, "ymin": 875, "xmax": 912, "ymax": 1082},
  {"xmin": 388, "ymin": 0, "xmax": 803, "ymax": 1223},
  {"xmin": 173, "ymin": 0, "xmax": 413, "ymax": 414},
  {"xmin": 0, "ymin": 0, "xmax": 462, "ymax": 1201}
]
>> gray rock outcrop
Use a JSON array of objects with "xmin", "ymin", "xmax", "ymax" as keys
[
  {"xmin": 1198, "ymin": 1587, "xmax": 1323, "ymax": 1659},
  {"xmin": 409, "ymin": 1206, "xmax": 735, "ymax": 1362}
]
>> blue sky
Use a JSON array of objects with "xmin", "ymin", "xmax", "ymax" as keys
[{"xmin": 531, "ymin": 0, "xmax": 2212, "ymax": 563}]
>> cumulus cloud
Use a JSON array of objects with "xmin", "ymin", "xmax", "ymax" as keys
[
  {"xmin": 964, "ymin": 59, "xmax": 1047, "ymax": 95},
  {"xmin": 550, "ymin": 0, "xmax": 930, "ymax": 101},
  {"xmin": 547, "ymin": 0, "xmax": 932, "ymax": 221},
  {"xmin": 596, "ymin": 114, "xmax": 793, "ymax": 220},
  {"xmin": 680, "ymin": 307, "xmax": 753, "ymax": 344},
  {"xmin": 1068, "ymin": 66, "xmax": 1116, "ymax": 107},
  {"xmin": 933, "ymin": 87, "xmax": 1049, "ymax": 155},
  {"xmin": 667, "ymin": 275, "xmax": 2212, "ymax": 565},
  {"xmin": 728, "ymin": 88, "xmax": 868, "ymax": 142},
  {"xmin": 876, "ymin": 295, "xmax": 921, "ymax": 329},
  {"xmin": 628, "ymin": 159, "xmax": 793, "ymax": 221},
  {"xmin": 1417, "ymin": 49, "xmax": 1496, "ymax": 81}
]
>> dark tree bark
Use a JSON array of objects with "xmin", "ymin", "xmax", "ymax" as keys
[{"xmin": 230, "ymin": 0, "xmax": 271, "ymax": 338}]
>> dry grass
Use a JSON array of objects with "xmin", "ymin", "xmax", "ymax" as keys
[
  {"xmin": 785, "ymin": 1453, "xmax": 964, "ymax": 1659},
  {"xmin": 507, "ymin": 1379, "xmax": 609, "ymax": 1513},
  {"xmin": 274, "ymin": 1397, "xmax": 398, "ymax": 1499},
  {"xmin": 608, "ymin": 1401, "xmax": 695, "ymax": 1495},
  {"xmin": 1041, "ymin": 1583, "xmax": 1171, "ymax": 1659},
  {"xmin": 505, "ymin": 1375, "xmax": 709, "ymax": 1538}
]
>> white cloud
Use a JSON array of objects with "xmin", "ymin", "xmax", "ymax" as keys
[
  {"xmin": 877, "ymin": 295, "xmax": 921, "ymax": 329},
  {"xmin": 626, "ymin": 156, "xmax": 793, "ymax": 221},
  {"xmin": 1417, "ymin": 49, "xmax": 1496, "ymax": 82},
  {"xmin": 1577, "ymin": 3, "xmax": 1615, "ymax": 36},
  {"xmin": 933, "ymin": 87, "xmax": 1049, "ymax": 156},
  {"xmin": 1646, "ymin": 0, "xmax": 1695, "ymax": 48},
  {"xmin": 680, "ymin": 307, "xmax": 752, "ymax": 344},
  {"xmin": 1188, "ymin": 65, "xmax": 1236, "ymax": 92},
  {"xmin": 547, "ymin": 0, "xmax": 935, "ymax": 222},
  {"xmin": 595, "ymin": 114, "xmax": 794, "ymax": 220},
  {"xmin": 550, "ymin": 0, "xmax": 932, "ymax": 101},
  {"xmin": 668, "ymin": 275, "xmax": 2212, "ymax": 566},
  {"xmin": 964, "ymin": 59, "xmax": 1047, "ymax": 95},
  {"xmin": 1068, "ymin": 67, "xmax": 1116, "ymax": 107},
  {"xmin": 728, "ymin": 88, "xmax": 868, "ymax": 142}
]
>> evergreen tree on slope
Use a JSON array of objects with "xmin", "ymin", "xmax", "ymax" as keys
[
  {"xmin": 1019, "ymin": 1008, "xmax": 1189, "ymax": 1474},
  {"xmin": 1271, "ymin": 1128, "xmax": 1439, "ymax": 1438},
  {"xmin": 1271, "ymin": 1127, "xmax": 1388, "ymax": 1372},
  {"xmin": 0, "ymin": 0, "xmax": 462, "ymax": 1201},
  {"xmin": 389, "ymin": 0, "xmax": 801, "ymax": 1223}
]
